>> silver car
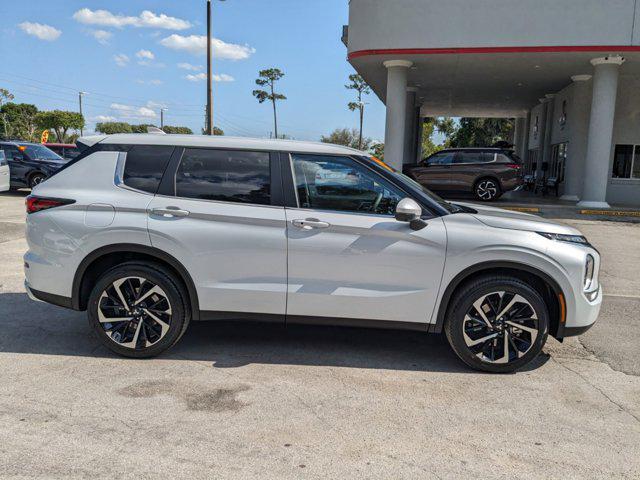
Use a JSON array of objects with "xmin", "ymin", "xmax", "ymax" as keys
[{"xmin": 23, "ymin": 134, "xmax": 602, "ymax": 373}]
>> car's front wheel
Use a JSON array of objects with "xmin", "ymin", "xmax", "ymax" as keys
[
  {"xmin": 87, "ymin": 262, "xmax": 190, "ymax": 358},
  {"xmin": 444, "ymin": 275, "xmax": 549, "ymax": 373},
  {"xmin": 474, "ymin": 178, "xmax": 501, "ymax": 201}
]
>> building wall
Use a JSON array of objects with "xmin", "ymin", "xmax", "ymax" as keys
[
  {"xmin": 525, "ymin": 75, "xmax": 640, "ymax": 205},
  {"xmin": 527, "ymin": 103, "xmax": 545, "ymax": 150},
  {"xmin": 348, "ymin": 0, "xmax": 640, "ymax": 54},
  {"xmin": 609, "ymin": 76, "xmax": 640, "ymax": 205}
]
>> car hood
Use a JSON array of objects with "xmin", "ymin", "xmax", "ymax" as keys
[
  {"xmin": 37, "ymin": 158, "xmax": 68, "ymax": 166},
  {"xmin": 453, "ymin": 202, "xmax": 582, "ymax": 235}
]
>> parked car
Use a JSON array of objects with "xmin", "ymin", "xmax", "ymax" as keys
[
  {"xmin": 0, "ymin": 150, "xmax": 9, "ymax": 192},
  {"xmin": 0, "ymin": 141, "xmax": 68, "ymax": 189},
  {"xmin": 404, "ymin": 148, "xmax": 524, "ymax": 201},
  {"xmin": 23, "ymin": 134, "xmax": 601, "ymax": 373},
  {"xmin": 45, "ymin": 143, "xmax": 81, "ymax": 161}
]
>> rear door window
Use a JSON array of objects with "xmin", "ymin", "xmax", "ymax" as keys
[
  {"xmin": 455, "ymin": 151, "xmax": 494, "ymax": 164},
  {"xmin": 175, "ymin": 148, "xmax": 271, "ymax": 205},
  {"xmin": 123, "ymin": 145, "xmax": 175, "ymax": 194}
]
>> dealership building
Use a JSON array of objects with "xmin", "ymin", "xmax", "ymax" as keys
[{"xmin": 344, "ymin": 0, "xmax": 640, "ymax": 207}]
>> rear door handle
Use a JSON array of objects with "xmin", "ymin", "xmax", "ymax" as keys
[
  {"xmin": 150, "ymin": 207, "xmax": 190, "ymax": 218},
  {"xmin": 291, "ymin": 218, "xmax": 330, "ymax": 229}
]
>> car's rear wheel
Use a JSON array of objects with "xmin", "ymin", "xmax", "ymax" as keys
[
  {"xmin": 29, "ymin": 173, "xmax": 46, "ymax": 188},
  {"xmin": 87, "ymin": 262, "xmax": 190, "ymax": 358},
  {"xmin": 475, "ymin": 178, "xmax": 500, "ymax": 201},
  {"xmin": 444, "ymin": 275, "xmax": 549, "ymax": 373}
]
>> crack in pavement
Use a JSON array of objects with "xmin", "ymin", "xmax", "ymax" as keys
[{"xmin": 551, "ymin": 356, "xmax": 640, "ymax": 426}]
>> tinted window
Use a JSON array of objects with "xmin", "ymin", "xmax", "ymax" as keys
[
  {"xmin": 20, "ymin": 144, "xmax": 63, "ymax": 161},
  {"xmin": 455, "ymin": 152, "xmax": 495, "ymax": 164},
  {"xmin": 291, "ymin": 154, "xmax": 404, "ymax": 215},
  {"xmin": 426, "ymin": 152, "xmax": 455, "ymax": 166},
  {"xmin": 2, "ymin": 145, "xmax": 24, "ymax": 161},
  {"xmin": 176, "ymin": 148, "xmax": 271, "ymax": 205},
  {"xmin": 123, "ymin": 145, "xmax": 174, "ymax": 194}
]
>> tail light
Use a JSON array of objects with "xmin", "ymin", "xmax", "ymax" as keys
[
  {"xmin": 26, "ymin": 195, "xmax": 75, "ymax": 214},
  {"xmin": 506, "ymin": 163, "xmax": 521, "ymax": 170}
]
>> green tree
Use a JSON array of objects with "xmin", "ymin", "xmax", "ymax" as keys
[
  {"xmin": 370, "ymin": 142, "xmax": 384, "ymax": 160},
  {"xmin": 200, "ymin": 126, "xmax": 224, "ymax": 136},
  {"xmin": 95, "ymin": 122, "xmax": 133, "ymax": 134},
  {"xmin": 345, "ymin": 73, "xmax": 371, "ymax": 150},
  {"xmin": 320, "ymin": 127, "xmax": 372, "ymax": 151},
  {"xmin": 0, "ymin": 88, "xmax": 14, "ymax": 108},
  {"xmin": 0, "ymin": 103, "xmax": 39, "ymax": 141},
  {"xmin": 162, "ymin": 125, "xmax": 193, "ymax": 134},
  {"xmin": 444, "ymin": 118, "xmax": 513, "ymax": 148},
  {"xmin": 36, "ymin": 110, "xmax": 85, "ymax": 142},
  {"xmin": 252, "ymin": 68, "xmax": 286, "ymax": 138}
]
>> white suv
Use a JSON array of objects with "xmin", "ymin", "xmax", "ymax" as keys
[{"xmin": 23, "ymin": 134, "xmax": 602, "ymax": 372}]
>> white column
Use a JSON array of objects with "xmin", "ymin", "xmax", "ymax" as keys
[
  {"xmin": 560, "ymin": 74, "xmax": 592, "ymax": 202},
  {"xmin": 578, "ymin": 56, "xmax": 624, "ymax": 208},
  {"xmin": 541, "ymin": 94, "xmax": 555, "ymax": 171},
  {"xmin": 383, "ymin": 60, "xmax": 413, "ymax": 170},
  {"xmin": 520, "ymin": 112, "xmax": 531, "ymax": 161},
  {"xmin": 534, "ymin": 98, "xmax": 550, "ymax": 177}
]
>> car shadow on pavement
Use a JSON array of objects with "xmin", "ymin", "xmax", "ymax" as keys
[{"xmin": 0, "ymin": 292, "xmax": 550, "ymax": 373}]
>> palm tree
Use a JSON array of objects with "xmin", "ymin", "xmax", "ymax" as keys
[
  {"xmin": 345, "ymin": 74, "xmax": 371, "ymax": 149},
  {"xmin": 252, "ymin": 68, "xmax": 286, "ymax": 138}
]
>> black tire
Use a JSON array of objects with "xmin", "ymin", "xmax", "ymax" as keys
[
  {"xmin": 474, "ymin": 178, "xmax": 501, "ymax": 201},
  {"xmin": 29, "ymin": 173, "xmax": 46, "ymax": 188},
  {"xmin": 87, "ymin": 262, "xmax": 191, "ymax": 358},
  {"xmin": 444, "ymin": 275, "xmax": 549, "ymax": 373}
]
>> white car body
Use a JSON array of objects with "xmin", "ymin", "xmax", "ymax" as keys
[{"xmin": 23, "ymin": 134, "xmax": 602, "ymax": 371}]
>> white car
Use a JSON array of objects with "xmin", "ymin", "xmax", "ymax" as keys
[
  {"xmin": 23, "ymin": 134, "xmax": 602, "ymax": 372},
  {"xmin": 0, "ymin": 151, "xmax": 9, "ymax": 192}
]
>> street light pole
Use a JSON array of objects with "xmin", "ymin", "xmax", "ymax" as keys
[
  {"xmin": 160, "ymin": 108, "xmax": 167, "ymax": 129},
  {"xmin": 78, "ymin": 91, "xmax": 86, "ymax": 136}
]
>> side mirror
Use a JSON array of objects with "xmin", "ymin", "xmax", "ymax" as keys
[{"xmin": 395, "ymin": 198, "xmax": 427, "ymax": 230}]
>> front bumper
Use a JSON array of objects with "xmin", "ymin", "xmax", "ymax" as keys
[{"xmin": 557, "ymin": 285, "xmax": 602, "ymax": 339}]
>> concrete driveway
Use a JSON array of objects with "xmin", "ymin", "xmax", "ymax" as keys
[{"xmin": 1, "ymin": 190, "xmax": 639, "ymax": 479}]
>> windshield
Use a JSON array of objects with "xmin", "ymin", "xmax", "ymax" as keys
[
  {"xmin": 20, "ymin": 144, "xmax": 64, "ymax": 161},
  {"xmin": 361, "ymin": 156, "xmax": 459, "ymax": 214}
]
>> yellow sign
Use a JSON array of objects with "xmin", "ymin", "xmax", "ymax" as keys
[{"xmin": 40, "ymin": 130, "xmax": 49, "ymax": 144}]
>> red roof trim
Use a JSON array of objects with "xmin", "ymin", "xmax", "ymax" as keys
[{"xmin": 348, "ymin": 45, "xmax": 640, "ymax": 60}]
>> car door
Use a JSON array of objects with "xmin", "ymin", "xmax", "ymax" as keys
[
  {"xmin": 2, "ymin": 145, "xmax": 29, "ymax": 185},
  {"xmin": 409, "ymin": 151, "xmax": 455, "ymax": 191},
  {"xmin": 452, "ymin": 151, "xmax": 491, "ymax": 192},
  {"xmin": 284, "ymin": 153, "xmax": 447, "ymax": 324},
  {"xmin": 147, "ymin": 147, "xmax": 287, "ymax": 317}
]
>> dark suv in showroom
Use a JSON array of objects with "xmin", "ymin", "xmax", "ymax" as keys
[{"xmin": 404, "ymin": 148, "xmax": 523, "ymax": 201}]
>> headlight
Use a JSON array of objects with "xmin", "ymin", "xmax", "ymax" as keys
[
  {"xmin": 537, "ymin": 232, "xmax": 590, "ymax": 246},
  {"xmin": 584, "ymin": 254, "xmax": 595, "ymax": 291}
]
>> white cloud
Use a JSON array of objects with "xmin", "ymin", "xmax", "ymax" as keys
[
  {"xmin": 184, "ymin": 73, "xmax": 234, "ymax": 82},
  {"xmin": 89, "ymin": 29, "xmax": 112, "ymax": 44},
  {"xmin": 93, "ymin": 115, "xmax": 117, "ymax": 122},
  {"xmin": 177, "ymin": 62, "xmax": 202, "ymax": 71},
  {"xmin": 113, "ymin": 53, "xmax": 130, "ymax": 67},
  {"xmin": 110, "ymin": 102, "xmax": 158, "ymax": 119},
  {"xmin": 73, "ymin": 8, "xmax": 191, "ymax": 30},
  {"xmin": 160, "ymin": 34, "xmax": 255, "ymax": 59},
  {"xmin": 18, "ymin": 22, "xmax": 61, "ymax": 41},
  {"xmin": 136, "ymin": 49, "xmax": 155, "ymax": 60},
  {"xmin": 136, "ymin": 79, "xmax": 163, "ymax": 85}
]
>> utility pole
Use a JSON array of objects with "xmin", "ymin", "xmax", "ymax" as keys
[
  {"xmin": 160, "ymin": 108, "xmax": 167, "ymax": 129},
  {"xmin": 205, "ymin": 0, "xmax": 225, "ymax": 135},
  {"xmin": 78, "ymin": 91, "xmax": 86, "ymax": 136}
]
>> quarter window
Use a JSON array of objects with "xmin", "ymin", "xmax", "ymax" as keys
[
  {"xmin": 123, "ymin": 145, "xmax": 174, "ymax": 194},
  {"xmin": 176, "ymin": 148, "xmax": 271, "ymax": 205},
  {"xmin": 290, "ymin": 154, "xmax": 404, "ymax": 215},
  {"xmin": 612, "ymin": 144, "xmax": 640, "ymax": 179}
]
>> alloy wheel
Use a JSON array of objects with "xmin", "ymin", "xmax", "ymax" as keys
[
  {"xmin": 462, "ymin": 291, "xmax": 539, "ymax": 364},
  {"xmin": 97, "ymin": 276, "xmax": 172, "ymax": 349},
  {"xmin": 476, "ymin": 180, "xmax": 498, "ymax": 200},
  {"xmin": 30, "ymin": 174, "xmax": 45, "ymax": 187}
]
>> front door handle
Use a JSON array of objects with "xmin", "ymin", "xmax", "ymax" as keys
[
  {"xmin": 291, "ymin": 218, "xmax": 330, "ymax": 230},
  {"xmin": 150, "ymin": 207, "xmax": 190, "ymax": 218}
]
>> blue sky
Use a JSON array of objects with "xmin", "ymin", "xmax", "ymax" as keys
[{"xmin": 0, "ymin": 0, "xmax": 388, "ymax": 141}]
